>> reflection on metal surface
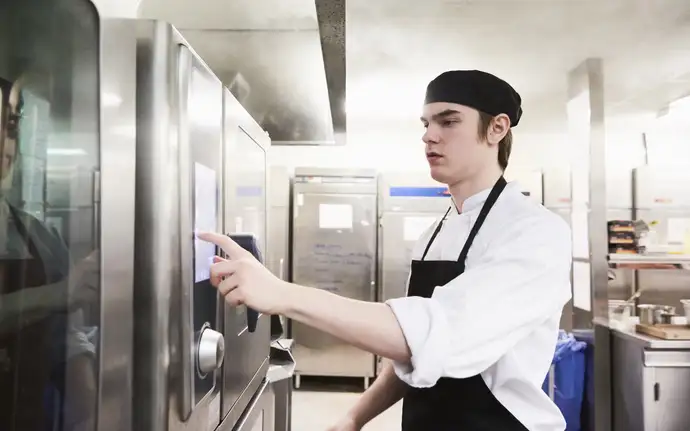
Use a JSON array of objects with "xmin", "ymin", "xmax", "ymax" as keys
[{"xmin": 0, "ymin": 1, "xmax": 105, "ymax": 430}]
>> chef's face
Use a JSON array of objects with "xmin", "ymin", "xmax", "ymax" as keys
[{"xmin": 421, "ymin": 102, "xmax": 497, "ymax": 185}]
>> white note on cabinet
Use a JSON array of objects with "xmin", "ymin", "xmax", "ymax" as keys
[
  {"xmin": 319, "ymin": 203, "xmax": 353, "ymax": 229},
  {"xmin": 572, "ymin": 260, "xmax": 592, "ymax": 312},
  {"xmin": 667, "ymin": 218, "xmax": 690, "ymax": 245}
]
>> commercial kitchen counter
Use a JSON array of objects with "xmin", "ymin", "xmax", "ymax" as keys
[
  {"xmin": 611, "ymin": 327, "xmax": 690, "ymax": 431},
  {"xmin": 612, "ymin": 327, "xmax": 690, "ymax": 350}
]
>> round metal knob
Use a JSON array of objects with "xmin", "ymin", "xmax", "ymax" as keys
[{"xmin": 197, "ymin": 328, "xmax": 224, "ymax": 374}]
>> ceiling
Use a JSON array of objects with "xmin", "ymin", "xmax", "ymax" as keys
[
  {"xmin": 139, "ymin": 0, "xmax": 318, "ymax": 30},
  {"xmin": 137, "ymin": 0, "xmax": 690, "ymax": 134}
]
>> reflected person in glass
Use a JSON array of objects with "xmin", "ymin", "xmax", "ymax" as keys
[{"xmin": 0, "ymin": 76, "xmax": 97, "ymax": 431}]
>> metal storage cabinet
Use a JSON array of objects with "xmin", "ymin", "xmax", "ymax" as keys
[{"xmin": 291, "ymin": 168, "xmax": 377, "ymax": 389}]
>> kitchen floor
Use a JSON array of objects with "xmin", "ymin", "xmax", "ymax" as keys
[{"xmin": 292, "ymin": 386, "xmax": 402, "ymax": 431}]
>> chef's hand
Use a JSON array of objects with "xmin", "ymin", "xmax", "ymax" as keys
[
  {"xmin": 68, "ymin": 249, "xmax": 100, "ymax": 307},
  {"xmin": 198, "ymin": 232, "xmax": 290, "ymax": 315}
]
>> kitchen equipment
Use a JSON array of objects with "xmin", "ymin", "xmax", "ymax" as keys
[
  {"xmin": 638, "ymin": 304, "xmax": 676, "ymax": 325},
  {"xmin": 682, "ymin": 299, "xmax": 690, "ymax": 318},
  {"xmin": 609, "ymin": 300, "xmax": 633, "ymax": 318},
  {"xmin": 633, "ymin": 165, "xmax": 690, "ymax": 314},
  {"xmin": 612, "ymin": 291, "xmax": 642, "ymax": 313},
  {"xmin": 638, "ymin": 304, "xmax": 657, "ymax": 325},
  {"xmin": 292, "ymin": 167, "xmax": 378, "ymax": 389},
  {"xmin": 654, "ymin": 309, "xmax": 675, "ymax": 325}
]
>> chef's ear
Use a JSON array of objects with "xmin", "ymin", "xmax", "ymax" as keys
[{"xmin": 486, "ymin": 114, "xmax": 510, "ymax": 146}]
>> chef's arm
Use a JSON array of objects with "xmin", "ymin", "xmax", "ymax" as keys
[
  {"xmin": 0, "ymin": 280, "xmax": 68, "ymax": 334},
  {"xmin": 281, "ymin": 286, "xmax": 411, "ymax": 364},
  {"xmin": 344, "ymin": 361, "xmax": 408, "ymax": 428},
  {"xmin": 386, "ymin": 217, "xmax": 573, "ymax": 387}
]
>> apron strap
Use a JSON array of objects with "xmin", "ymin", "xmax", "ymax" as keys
[
  {"xmin": 420, "ymin": 206, "xmax": 452, "ymax": 261},
  {"xmin": 456, "ymin": 176, "xmax": 507, "ymax": 262}
]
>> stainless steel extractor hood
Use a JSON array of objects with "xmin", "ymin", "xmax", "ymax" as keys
[
  {"xmin": 139, "ymin": 0, "xmax": 345, "ymax": 145},
  {"xmin": 182, "ymin": 28, "xmax": 336, "ymax": 145}
]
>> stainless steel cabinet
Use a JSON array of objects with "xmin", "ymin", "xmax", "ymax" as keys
[
  {"xmin": 612, "ymin": 331, "xmax": 690, "ymax": 431},
  {"xmin": 291, "ymin": 168, "xmax": 377, "ymax": 388}
]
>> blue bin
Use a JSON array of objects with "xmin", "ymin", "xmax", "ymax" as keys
[
  {"xmin": 542, "ymin": 330, "xmax": 587, "ymax": 431},
  {"xmin": 572, "ymin": 330, "xmax": 595, "ymax": 431}
]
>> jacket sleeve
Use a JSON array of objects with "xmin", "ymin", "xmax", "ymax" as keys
[{"xmin": 385, "ymin": 215, "xmax": 572, "ymax": 388}]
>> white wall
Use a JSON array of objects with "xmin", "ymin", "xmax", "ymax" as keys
[
  {"xmin": 267, "ymin": 117, "xmax": 681, "ymax": 185},
  {"xmin": 267, "ymin": 121, "xmax": 573, "ymax": 174}
]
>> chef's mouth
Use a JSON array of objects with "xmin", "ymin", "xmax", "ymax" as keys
[{"xmin": 426, "ymin": 152, "xmax": 442, "ymax": 159}]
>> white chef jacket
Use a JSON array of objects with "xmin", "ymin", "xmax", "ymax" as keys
[{"xmin": 386, "ymin": 181, "xmax": 572, "ymax": 431}]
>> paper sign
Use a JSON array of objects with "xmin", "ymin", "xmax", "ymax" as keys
[
  {"xmin": 318, "ymin": 203, "xmax": 353, "ymax": 229},
  {"xmin": 667, "ymin": 218, "xmax": 690, "ymax": 245},
  {"xmin": 403, "ymin": 216, "xmax": 436, "ymax": 241},
  {"xmin": 572, "ymin": 261, "xmax": 592, "ymax": 312}
]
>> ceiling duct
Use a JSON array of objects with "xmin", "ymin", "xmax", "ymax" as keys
[{"xmin": 315, "ymin": 0, "xmax": 346, "ymax": 138}]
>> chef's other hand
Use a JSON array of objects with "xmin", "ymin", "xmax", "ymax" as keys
[
  {"xmin": 326, "ymin": 416, "xmax": 360, "ymax": 431},
  {"xmin": 197, "ymin": 231, "xmax": 289, "ymax": 315}
]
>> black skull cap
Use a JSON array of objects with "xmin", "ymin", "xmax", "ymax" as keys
[{"xmin": 424, "ymin": 70, "xmax": 523, "ymax": 127}]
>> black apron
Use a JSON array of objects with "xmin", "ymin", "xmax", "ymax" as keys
[{"xmin": 401, "ymin": 176, "xmax": 528, "ymax": 431}]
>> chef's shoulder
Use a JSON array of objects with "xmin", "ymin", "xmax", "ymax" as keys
[{"xmin": 496, "ymin": 189, "xmax": 572, "ymax": 248}]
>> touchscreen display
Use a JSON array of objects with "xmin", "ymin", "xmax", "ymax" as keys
[{"xmin": 194, "ymin": 162, "xmax": 218, "ymax": 283}]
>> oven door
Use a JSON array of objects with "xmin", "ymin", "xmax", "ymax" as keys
[
  {"xmin": 219, "ymin": 379, "xmax": 275, "ymax": 431},
  {"xmin": 220, "ymin": 89, "xmax": 271, "ymax": 426},
  {"xmin": 176, "ymin": 42, "xmax": 225, "ymax": 429}
]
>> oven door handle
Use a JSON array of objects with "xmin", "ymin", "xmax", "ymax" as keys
[{"xmin": 247, "ymin": 307, "xmax": 259, "ymax": 333}]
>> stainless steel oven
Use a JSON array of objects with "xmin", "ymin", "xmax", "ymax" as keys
[{"xmin": 102, "ymin": 18, "xmax": 226, "ymax": 431}]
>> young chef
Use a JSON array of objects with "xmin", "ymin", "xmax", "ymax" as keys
[{"xmin": 199, "ymin": 70, "xmax": 572, "ymax": 431}]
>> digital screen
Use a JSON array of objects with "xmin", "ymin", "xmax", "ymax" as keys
[{"xmin": 194, "ymin": 162, "xmax": 218, "ymax": 283}]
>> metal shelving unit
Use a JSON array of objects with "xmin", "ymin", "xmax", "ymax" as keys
[{"xmin": 608, "ymin": 253, "xmax": 690, "ymax": 270}]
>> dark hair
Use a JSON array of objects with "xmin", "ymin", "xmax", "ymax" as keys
[
  {"xmin": 0, "ymin": 77, "xmax": 12, "ymax": 107},
  {"xmin": 477, "ymin": 111, "xmax": 512, "ymax": 171}
]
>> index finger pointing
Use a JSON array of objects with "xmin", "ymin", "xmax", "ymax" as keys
[{"xmin": 197, "ymin": 231, "xmax": 248, "ymax": 259}]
